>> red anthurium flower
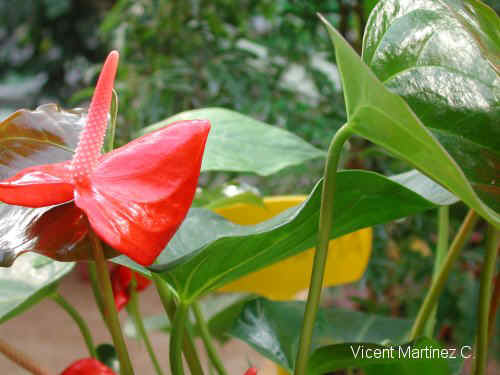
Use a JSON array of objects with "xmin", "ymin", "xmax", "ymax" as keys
[
  {"xmin": 0, "ymin": 51, "xmax": 210, "ymax": 266},
  {"xmin": 244, "ymin": 368, "xmax": 258, "ymax": 375},
  {"xmin": 61, "ymin": 358, "xmax": 116, "ymax": 375},
  {"xmin": 111, "ymin": 264, "xmax": 151, "ymax": 311}
]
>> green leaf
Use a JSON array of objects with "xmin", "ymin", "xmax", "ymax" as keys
[
  {"xmin": 0, "ymin": 253, "xmax": 74, "ymax": 324},
  {"xmin": 308, "ymin": 338, "xmax": 449, "ymax": 375},
  {"xmin": 230, "ymin": 298, "xmax": 411, "ymax": 372},
  {"xmin": 114, "ymin": 170, "xmax": 457, "ymax": 301},
  {"xmin": 319, "ymin": 10, "xmax": 500, "ymax": 227},
  {"xmin": 137, "ymin": 107, "xmax": 326, "ymax": 176}
]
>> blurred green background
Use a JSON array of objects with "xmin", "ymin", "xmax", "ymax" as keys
[{"xmin": 0, "ymin": 0, "xmax": 498, "ymax": 365}]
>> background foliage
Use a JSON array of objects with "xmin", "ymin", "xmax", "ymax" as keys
[{"xmin": 0, "ymin": 0, "xmax": 499, "ymax": 367}]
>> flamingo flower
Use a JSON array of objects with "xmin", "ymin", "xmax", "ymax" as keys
[
  {"xmin": 111, "ymin": 265, "xmax": 151, "ymax": 311},
  {"xmin": 0, "ymin": 51, "xmax": 210, "ymax": 266},
  {"xmin": 61, "ymin": 358, "xmax": 116, "ymax": 375}
]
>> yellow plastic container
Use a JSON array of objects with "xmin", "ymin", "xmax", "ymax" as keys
[{"xmin": 214, "ymin": 196, "xmax": 372, "ymax": 300}]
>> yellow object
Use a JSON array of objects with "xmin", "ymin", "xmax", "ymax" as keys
[{"xmin": 214, "ymin": 196, "xmax": 372, "ymax": 300}]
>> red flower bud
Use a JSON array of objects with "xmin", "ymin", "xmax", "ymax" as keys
[
  {"xmin": 111, "ymin": 265, "xmax": 151, "ymax": 311},
  {"xmin": 244, "ymin": 367, "xmax": 258, "ymax": 375},
  {"xmin": 61, "ymin": 358, "xmax": 116, "ymax": 375}
]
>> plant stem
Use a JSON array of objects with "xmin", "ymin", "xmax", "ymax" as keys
[
  {"xmin": 488, "ymin": 272, "xmax": 500, "ymax": 344},
  {"xmin": 127, "ymin": 278, "xmax": 164, "ymax": 375},
  {"xmin": 192, "ymin": 301, "xmax": 228, "ymax": 375},
  {"xmin": 474, "ymin": 225, "xmax": 499, "ymax": 375},
  {"xmin": 0, "ymin": 338, "xmax": 50, "ymax": 375},
  {"xmin": 88, "ymin": 261, "xmax": 110, "ymax": 329},
  {"xmin": 294, "ymin": 125, "xmax": 352, "ymax": 375},
  {"xmin": 424, "ymin": 206, "xmax": 450, "ymax": 337},
  {"xmin": 89, "ymin": 229, "xmax": 134, "ymax": 375},
  {"xmin": 51, "ymin": 292, "xmax": 96, "ymax": 358},
  {"xmin": 152, "ymin": 274, "xmax": 204, "ymax": 375},
  {"xmin": 170, "ymin": 301, "xmax": 189, "ymax": 375},
  {"xmin": 410, "ymin": 209, "xmax": 479, "ymax": 340}
]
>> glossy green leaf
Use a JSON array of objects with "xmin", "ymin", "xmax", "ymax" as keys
[
  {"xmin": 124, "ymin": 293, "xmax": 252, "ymax": 343},
  {"xmin": 137, "ymin": 107, "xmax": 326, "ymax": 176},
  {"xmin": 319, "ymin": 10, "xmax": 499, "ymax": 227},
  {"xmin": 0, "ymin": 253, "xmax": 74, "ymax": 324},
  {"xmin": 364, "ymin": 0, "xmax": 500, "ymax": 212},
  {"xmin": 230, "ymin": 298, "xmax": 412, "ymax": 372},
  {"xmin": 114, "ymin": 170, "xmax": 457, "ymax": 300},
  {"xmin": 308, "ymin": 339, "xmax": 449, "ymax": 375}
]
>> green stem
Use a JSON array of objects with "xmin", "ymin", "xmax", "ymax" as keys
[
  {"xmin": 294, "ymin": 125, "xmax": 352, "ymax": 375},
  {"xmin": 0, "ymin": 338, "xmax": 50, "ymax": 375},
  {"xmin": 127, "ymin": 278, "xmax": 164, "ymax": 375},
  {"xmin": 88, "ymin": 262, "xmax": 109, "ymax": 329},
  {"xmin": 89, "ymin": 229, "xmax": 134, "ymax": 375},
  {"xmin": 192, "ymin": 301, "xmax": 228, "ymax": 375},
  {"xmin": 170, "ymin": 302, "xmax": 189, "ymax": 375},
  {"xmin": 410, "ymin": 209, "xmax": 479, "ymax": 340},
  {"xmin": 51, "ymin": 292, "xmax": 96, "ymax": 358},
  {"xmin": 424, "ymin": 206, "xmax": 450, "ymax": 337},
  {"xmin": 474, "ymin": 225, "xmax": 499, "ymax": 375},
  {"xmin": 152, "ymin": 274, "xmax": 204, "ymax": 375}
]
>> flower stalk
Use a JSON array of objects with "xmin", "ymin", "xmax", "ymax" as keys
[
  {"xmin": 192, "ymin": 301, "xmax": 228, "ymax": 375},
  {"xmin": 410, "ymin": 209, "xmax": 479, "ymax": 339},
  {"xmin": 424, "ymin": 206, "xmax": 450, "ymax": 337},
  {"xmin": 89, "ymin": 228, "xmax": 134, "ymax": 375},
  {"xmin": 474, "ymin": 225, "xmax": 499, "ymax": 375},
  {"xmin": 51, "ymin": 292, "xmax": 96, "ymax": 358},
  {"xmin": 127, "ymin": 277, "xmax": 164, "ymax": 375},
  {"xmin": 294, "ymin": 124, "xmax": 352, "ymax": 375},
  {"xmin": 152, "ymin": 274, "xmax": 204, "ymax": 375}
]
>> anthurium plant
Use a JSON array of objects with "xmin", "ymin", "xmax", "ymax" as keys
[{"xmin": 0, "ymin": 1, "xmax": 498, "ymax": 375}]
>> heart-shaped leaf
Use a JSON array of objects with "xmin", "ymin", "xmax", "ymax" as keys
[
  {"xmin": 232, "ymin": 298, "xmax": 458, "ymax": 374},
  {"xmin": 0, "ymin": 253, "xmax": 74, "ymax": 324},
  {"xmin": 230, "ymin": 298, "xmax": 412, "ymax": 372},
  {"xmin": 138, "ymin": 108, "xmax": 326, "ymax": 176},
  {"xmin": 114, "ymin": 170, "xmax": 458, "ymax": 301},
  {"xmin": 363, "ymin": 0, "xmax": 500, "ymax": 213},
  {"xmin": 308, "ymin": 339, "xmax": 450, "ymax": 375},
  {"xmin": 319, "ymin": 8, "xmax": 499, "ymax": 227}
]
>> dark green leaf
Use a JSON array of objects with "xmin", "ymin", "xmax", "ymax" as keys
[
  {"xmin": 115, "ymin": 170, "xmax": 457, "ymax": 301},
  {"xmin": 137, "ymin": 108, "xmax": 326, "ymax": 176},
  {"xmin": 0, "ymin": 253, "xmax": 74, "ymax": 324},
  {"xmin": 319, "ymin": 11, "xmax": 499, "ymax": 226},
  {"xmin": 309, "ymin": 338, "xmax": 449, "ymax": 375},
  {"xmin": 230, "ymin": 298, "xmax": 411, "ymax": 372}
]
